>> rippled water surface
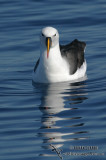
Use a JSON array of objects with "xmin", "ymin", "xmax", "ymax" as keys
[{"xmin": 0, "ymin": 0, "xmax": 106, "ymax": 160}]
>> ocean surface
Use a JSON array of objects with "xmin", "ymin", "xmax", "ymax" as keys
[{"xmin": 0, "ymin": 0, "xmax": 106, "ymax": 160}]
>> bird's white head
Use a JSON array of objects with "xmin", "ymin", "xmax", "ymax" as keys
[{"xmin": 40, "ymin": 27, "xmax": 59, "ymax": 58}]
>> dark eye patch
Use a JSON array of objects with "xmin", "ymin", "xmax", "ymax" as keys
[
  {"xmin": 54, "ymin": 34, "xmax": 56, "ymax": 36},
  {"xmin": 42, "ymin": 33, "xmax": 44, "ymax": 36}
]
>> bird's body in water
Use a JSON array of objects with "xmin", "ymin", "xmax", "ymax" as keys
[{"xmin": 32, "ymin": 27, "xmax": 87, "ymax": 83}]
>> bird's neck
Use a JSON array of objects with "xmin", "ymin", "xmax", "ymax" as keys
[
  {"xmin": 40, "ymin": 43, "xmax": 62, "ymax": 62},
  {"xmin": 39, "ymin": 43, "xmax": 65, "ymax": 74}
]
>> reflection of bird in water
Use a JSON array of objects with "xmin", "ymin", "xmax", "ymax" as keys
[
  {"xmin": 35, "ymin": 81, "xmax": 88, "ymax": 154},
  {"xmin": 33, "ymin": 27, "xmax": 87, "ymax": 83}
]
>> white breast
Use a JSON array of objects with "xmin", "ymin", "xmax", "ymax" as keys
[{"xmin": 33, "ymin": 46, "xmax": 70, "ymax": 83}]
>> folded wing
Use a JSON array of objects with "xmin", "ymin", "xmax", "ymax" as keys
[{"xmin": 60, "ymin": 39, "xmax": 86, "ymax": 74}]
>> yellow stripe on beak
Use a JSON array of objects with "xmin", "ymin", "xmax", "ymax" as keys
[{"xmin": 47, "ymin": 38, "xmax": 50, "ymax": 58}]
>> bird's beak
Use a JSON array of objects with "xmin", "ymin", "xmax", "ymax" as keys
[{"xmin": 46, "ymin": 37, "xmax": 52, "ymax": 58}]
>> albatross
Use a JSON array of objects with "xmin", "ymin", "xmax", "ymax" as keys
[{"xmin": 32, "ymin": 27, "xmax": 87, "ymax": 83}]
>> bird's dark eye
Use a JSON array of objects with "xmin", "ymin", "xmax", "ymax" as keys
[
  {"xmin": 54, "ymin": 34, "xmax": 56, "ymax": 36},
  {"xmin": 42, "ymin": 33, "xmax": 44, "ymax": 36}
]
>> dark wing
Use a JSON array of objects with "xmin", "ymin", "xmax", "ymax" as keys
[
  {"xmin": 60, "ymin": 39, "xmax": 86, "ymax": 75},
  {"xmin": 34, "ymin": 58, "xmax": 40, "ymax": 72}
]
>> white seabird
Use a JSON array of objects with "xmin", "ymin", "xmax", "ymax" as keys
[{"xmin": 32, "ymin": 27, "xmax": 87, "ymax": 83}]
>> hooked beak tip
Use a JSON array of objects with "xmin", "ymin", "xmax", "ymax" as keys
[{"xmin": 47, "ymin": 51, "xmax": 49, "ymax": 58}]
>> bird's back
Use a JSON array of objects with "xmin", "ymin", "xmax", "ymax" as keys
[{"xmin": 60, "ymin": 39, "xmax": 86, "ymax": 74}]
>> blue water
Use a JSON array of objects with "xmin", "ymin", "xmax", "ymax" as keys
[{"xmin": 0, "ymin": 0, "xmax": 106, "ymax": 160}]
